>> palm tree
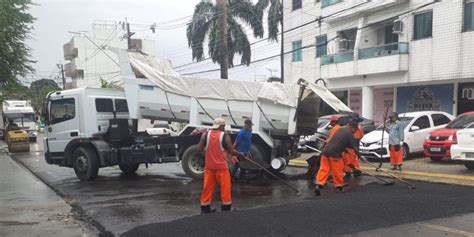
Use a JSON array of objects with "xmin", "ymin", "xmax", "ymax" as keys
[
  {"xmin": 186, "ymin": 0, "xmax": 264, "ymax": 79},
  {"xmin": 100, "ymin": 79, "xmax": 122, "ymax": 89},
  {"xmin": 256, "ymin": 0, "xmax": 282, "ymax": 42}
]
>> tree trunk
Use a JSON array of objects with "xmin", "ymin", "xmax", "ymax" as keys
[{"xmin": 217, "ymin": 0, "xmax": 229, "ymax": 79}]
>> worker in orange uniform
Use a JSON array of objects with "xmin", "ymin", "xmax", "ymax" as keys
[
  {"xmin": 315, "ymin": 117, "xmax": 361, "ymax": 195},
  {"xmin": 387, "ymin": 112, "xmax": 405, "ymax": 171},
  {"xmin": 197, "ymin": 118, "xmax": 244, "ymax": 214},
  {"xmin": 326, "ymin": 115, "xmax": 340, "ymax": 142},
  {"xmin": 342, "ymin": 114, "xmax": 364, "ymax": 177}
]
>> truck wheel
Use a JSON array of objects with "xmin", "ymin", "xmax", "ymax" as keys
[
  {"xmin": 119, "ymin": 164, "xmax": 139, "ymax": 175},
  {"xmin": 429, "ymin": 156, "xmax": 443, "ymax": 162},
  {"xmin": 181, "ymin": 145, "xmax": 205, "ymax": 179},
  {"xmin": 465, "ymin": 162, "xmax": 474, "ymax": 170},
  {"xmin": 73, "ymin": 147, "xmax": 99, "ymax": 181}
]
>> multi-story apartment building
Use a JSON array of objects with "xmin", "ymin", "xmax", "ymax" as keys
[
  {"xmin": 63, "ymin": 21, "xmax": 156, "ymax": 88},
  {"xmin": 284, "ymin": 0, "xmax": 474, "ymax": 124}
]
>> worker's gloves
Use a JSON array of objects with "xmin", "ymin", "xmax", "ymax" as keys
[{"xmin": 393, "ymin": 144, "xmax": 400, "ymax": 151}]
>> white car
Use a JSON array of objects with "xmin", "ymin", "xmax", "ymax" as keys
[
  {"xmin": 145, "ymin": 124, "xmax": 177, "ymax": 136},
  {"xmin": 359, "ymin": 111, "xmax": 454, "ymax": 160},
  {"xmin": 450, "ymin": 124, "xmax": 474, "ymax": 170}
]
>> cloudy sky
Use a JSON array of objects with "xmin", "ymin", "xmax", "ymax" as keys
[{"xmin": 26, "ymin": 0, "xmax": 281, "ymax": 84}]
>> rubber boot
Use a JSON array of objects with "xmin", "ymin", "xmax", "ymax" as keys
[
  {"xmin": 397, "ymin": 164, "xmax": 402, "ymax": 171},
  {"xmin": 391, "ymin": 165, "xmax": 397, "ymax": 171},
  {"xmin": 314, "ymin": 184, "xmax": 323, "ymax": 196},
  {"xmin": 353, "ymin": 169, "xmax": 362, "ymax": 177},
  {"xmin": 221, "ymin": 204, "xmax": 232, "ymax": 211},
  {"xmin": 200, "ymin": 205, "xmax": 216, "ymax": 214},
  {"xmin": 336, "ymin": 186, "xmax": 345, "ymax": 193}
]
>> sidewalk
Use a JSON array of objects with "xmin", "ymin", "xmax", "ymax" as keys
[
  {"xmin": 290, "ymin": 153, "xmax": 474, "ymax": 187},
  {"xmin": 0, "ymin": 143, "xmax": 95, "ymax": 237}
]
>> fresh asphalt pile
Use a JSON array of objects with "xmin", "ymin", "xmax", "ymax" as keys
[{"xmin": 122, "ymin": 182, "xmax": 474, "ymax": 237}]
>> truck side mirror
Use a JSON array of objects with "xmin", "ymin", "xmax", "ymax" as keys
[{"xmin": 410, "ymin": 125, "xmax": 420, "ymax": 132}]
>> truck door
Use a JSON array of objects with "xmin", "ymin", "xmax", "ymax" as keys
[{"xmin": 45, "ymin": 96, "xmax": 80, "ymax": 153}]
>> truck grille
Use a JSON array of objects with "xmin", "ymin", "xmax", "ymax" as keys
[{"xmin": 430, "ymin": 136, "xmax": 449, "ymax": 141}]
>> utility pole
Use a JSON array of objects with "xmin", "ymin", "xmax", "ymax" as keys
[
  {"xmin": 57, "ymin": 63, "xmax": 66, "ymax": 90},
  {"xmin": 280, "ymin": 7, "xmax": 284, "ymax": 84},
  {"xmin": 122, "ymin": 17, "xmax": 135, "ymax": 50},
  {"xmin": 217, "ymin": 0, "xmax": 229, "ymax": 79}
]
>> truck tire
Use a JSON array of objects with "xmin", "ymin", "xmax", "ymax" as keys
[
  {"xmin": 119, "ymin": 164, "xmax": 139, "ymax": 175},
  {"xmin": 182, "ymin": 145, "xmax": 205, "ymax": 179},
  {"xmin": 465, "ymin": 162, "xmax": 474, "ymax": 170},
  {"xmin": 73, "ymin": 147, "xmax": 99, "ymax": 181},
  {"xmin": 429, "ymin": 156, "xmax": 443, "ymax": 162}
]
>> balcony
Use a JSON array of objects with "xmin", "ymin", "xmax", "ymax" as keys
[
  {"xmin": 320, "ymin": 42, "xmax": 409, "ymax": 78},
  {"xmin": 358, "ymin": 42, "xmax": 408, "ymax": 59},
  {"xmin": 321, "ymin": 51, "xmax": 354, "ymax": 65},
  {"xmin": 63, "ymin": 41, "xmax": 78, "ymax": 60},
  {"xmin": 321, "ymin": 0, "xmax": 343, "ymax": 8}
]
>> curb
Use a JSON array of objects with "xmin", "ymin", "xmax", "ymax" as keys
[{"xmin": 289, "ymin": 159, "xmax": 474, "ymax": 187}]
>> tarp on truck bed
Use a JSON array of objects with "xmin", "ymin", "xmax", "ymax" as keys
[{"xmin": 127, "ymin": 52, "xmax": 351, "ymax": 112}]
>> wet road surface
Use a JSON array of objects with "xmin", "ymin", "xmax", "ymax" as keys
[{"xmin": 11, "ymin": 139, "xmax": 474, "ymax": 236}]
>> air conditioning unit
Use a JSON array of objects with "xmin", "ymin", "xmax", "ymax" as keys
[
  {"xmin": 338, "ymin": 39, "xmax": 349, "ymax": 51},
  {"xmin": 393, "ymin": 20, "xmax": 403, "ymax": 34}
]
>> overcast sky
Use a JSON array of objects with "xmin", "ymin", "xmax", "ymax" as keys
[{"xmin": 26, "ymin": 0, "xmax": 281, "ymax": 84}]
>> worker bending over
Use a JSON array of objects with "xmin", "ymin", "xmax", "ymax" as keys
[
  {"xmin": 343, "ymin": 114, "xmax": 364, "ymax": 177},
  {"xmin": 198, "ymin": 118, "xmax": 243, "ymax": 214},
  {"xmin": 315, "ymin": 118, "xmax": 361, "ymax": 196}
]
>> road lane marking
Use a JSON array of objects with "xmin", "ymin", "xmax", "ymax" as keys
[
  {"xmin": 288, "ymin": 160, "xmax": 474, "ymax": 182},
  {"xmin": 416, "ymin": 223, "xmax": 474, "ymax": 236}
]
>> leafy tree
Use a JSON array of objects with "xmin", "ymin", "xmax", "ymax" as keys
[
  {"xmin": 0, "ymin": 83, "xmax": 31, "ymax": 104},
  {"xmin": 0, "ymin": 0, "xmax": 35, "ymax": 86},
  {"xmin": 256, "ymin": 0, "xmax": 282, "ymax": 42},
  {"xmin": 30, "ymin": 79, "xmax": 59, "ymax": 95},
  {"xmin": 186, "ymin": 0, "xmax": 263, "ymax": 79},
  {"xmin": 29, "ymin": 85, "xmax": 58, "ymax": 116}
]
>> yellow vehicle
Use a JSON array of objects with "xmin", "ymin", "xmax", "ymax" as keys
[{"xmin": 7, "ymin": 130, "xmax": 30, "ymax": 153}]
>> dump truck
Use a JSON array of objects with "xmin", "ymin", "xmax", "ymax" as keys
[{"xmin": 43, "ymin": 51, "xmax": 352, "ymax": 181}]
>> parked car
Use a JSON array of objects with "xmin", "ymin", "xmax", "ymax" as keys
[
  {"xmin": 423, "ymin": 112, "xmax": 474, "ymax": 161},
  {"xmin": 145, "ymin": 123, "xmax": 177, "ymax": 136},
  {"xmin": 359, "ymin": 111, "xmax": 454, "ymax": 160},
  {"xmin": 298, "ymin": 114, "xmax": 375, "ymax": 152},
  {"xmin": 451, "ymin": 123, "xmax": 474, "ymax": 170}
]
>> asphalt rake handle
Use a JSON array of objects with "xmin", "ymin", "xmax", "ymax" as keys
[
  {"xmin": 244, "ymin": 155, "xmax": 303, "ymax": 196},
  {"xmin": 359, "ymin": 156, "xmax": 416, "ymax": 189}
]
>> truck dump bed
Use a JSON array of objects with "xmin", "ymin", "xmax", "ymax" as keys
[{"xmin": 119, "ymin": 51, "xmax": 351, "ymax": 136}]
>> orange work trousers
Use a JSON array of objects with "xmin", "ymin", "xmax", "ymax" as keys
[
  {"xmin": 343, "ymin": 149, "xmax": 360, "ymax": 173},
  {"xmin": 389, "ymin": 145, "xmax": 403, "ymax": 165},
  {"xmin": 315, "ymin": 155, "xmax": 345, "ymax": 187},
  {"xmin": 200, "ymin": 169, "xmax": 232, "ymax": 206}
]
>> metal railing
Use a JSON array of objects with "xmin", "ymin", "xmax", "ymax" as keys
[
  {"xmin": 321, "ymin": 50, "xmax": 354, "ymax": 65},
  {"xmin": 321, "ymin": 0, "xmax": 343, "ymax": 8},
  {"xmin": 358, "ymin": 42, "xmax": 409, "ymax": 59}
]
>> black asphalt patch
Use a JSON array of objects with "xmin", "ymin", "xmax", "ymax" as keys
[{"xmin": 121, "ymin": 182, "xmax": 474, "ymax": 237}]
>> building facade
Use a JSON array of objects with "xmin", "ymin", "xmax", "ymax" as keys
[
  {"xmin": 63, "ymin": 21, "xmax": 156, "ymax": 88},
  {"xmin": 284, "ymin": 0, "xmax": 474, "ymax": 124}
]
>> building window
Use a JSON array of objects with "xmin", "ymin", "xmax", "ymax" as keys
[
  {"xmin": 316, "ymin": 35, "xmax": 327, "ymax": 57},
  {"xmin": 414, "ymin": 11, "xmax": 433, "ymax": 40},
  {"xmin": 292, "ymin": 0, "xmax": 302, "ymax": 10},
  {"xmin": 292, "ymin": 40, "xmax": 302, "ymax": 62},
  {"xmin": 464, "ymin": 1, "xmax": 474, "ymax": 31}
]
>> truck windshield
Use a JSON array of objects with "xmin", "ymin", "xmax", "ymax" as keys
[
  {"xmin": 446, "ymin": 114, "xmax": 474, "ymax": 129},
  {"xmin": 5, "ymin": 113, "xmax": 35, "ymax": 123}
]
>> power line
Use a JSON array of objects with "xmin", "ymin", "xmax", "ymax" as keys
[{"xmin": 182, "ymin": 0, "xmax": 441, "ymax": 76}]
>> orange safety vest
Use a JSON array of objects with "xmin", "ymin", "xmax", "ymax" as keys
[
  {"xmin": 205, "ymin": 130, "xmax": 229, "ymax": 170},
  {"xmin": 327, "ymin": 124, "xmax": 341, "ymax": 142}
]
